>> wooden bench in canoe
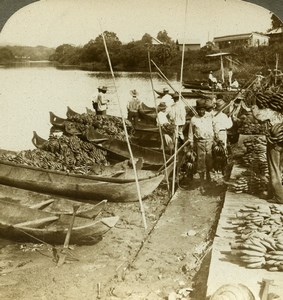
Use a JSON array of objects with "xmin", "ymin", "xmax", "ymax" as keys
[
  {"xmin": 0, "ymin": 158, "xmax": 167, "ymax": 202},
  {"xmin": 0, "ymin": 198, "xmax": 118, "ymax": 245}
]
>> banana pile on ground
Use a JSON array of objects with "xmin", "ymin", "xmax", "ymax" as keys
[
  {"xmin": 229, "ymin": 204, "xmax": 283, "ymax": 271},
  {"xmin": 0, "ymin": 134, "xmax": 108, "ymax": 175},
  {"xmin": 229, "ymin": 136, "xmax": 269, "ymax": 194},
  {"xmin": 66, "ymin": 113, "xmax": 134, "ymax": 141}
]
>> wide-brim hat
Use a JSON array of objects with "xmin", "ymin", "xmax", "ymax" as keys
[
  {"xmin": 98, "ymin": 86, "xmax": 107, "ymax": 92},
  {"xmin": 163, "ymin": 87, "xmax": 169, "ymax": 93},
  {"xmin": 158, "ymin": 102, "xmax": 167, "ymax": 111},
  {"xmin": 215, "ymin": 99, "xmax": 226, "ymax": 110},
  {"xmin": 196, "ymin": 99, "xmax": 207, "ymax": 109},
  {"xmin": 130, "ymin": 89, "xmax": 138, "ymax": 97}
]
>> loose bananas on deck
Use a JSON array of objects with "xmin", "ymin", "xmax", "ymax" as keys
[{"xmin": 228, "ymin": 203, "xmax": 283, "ymax": 271}]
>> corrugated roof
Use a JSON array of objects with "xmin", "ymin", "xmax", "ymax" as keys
[{"xmin": 213, "ymin": 32, "xmax": 268, "ymax": 42}]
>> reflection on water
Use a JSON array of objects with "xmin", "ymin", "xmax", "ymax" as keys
[{"xmin": 0, "ymin": 64, "xmax": 183, "ymax": 151}]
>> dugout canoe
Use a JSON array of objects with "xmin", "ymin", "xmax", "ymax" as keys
[
  {"xmin": 154, "ymin": 89, "xmax": 210, "ymax": 99},
  {"xmin": 0, "ymin": 158, "xmax": 166, "ymax": 202},
  {"xmin": 0, "ymin": 198, "xmax": 118, "ymax": 245}
]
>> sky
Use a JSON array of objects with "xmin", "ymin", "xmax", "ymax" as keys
[{"xmin": 0, "ymin": 0, "xmax": 273, "ymax": 48}]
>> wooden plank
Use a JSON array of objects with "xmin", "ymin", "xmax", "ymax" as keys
[{"xmin": 206, "ymin": 189, "xmax": 283, "ymax": 299}]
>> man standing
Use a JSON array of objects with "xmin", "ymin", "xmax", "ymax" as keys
[
  {"xmin": 127, "ymin": 89, "xmax": 141, "ymax": 125},
  {"xmin": 228, "ymin": 68, "xmax": 233, "ymax": 87},
  {"xmin": 168, "ymin": 92, "xmax": 187, "ymax": 144},
  {"xmin": 188, "ymin": 99, "xmax": 214, "ymax": 193},
  {"xmin": 252, "ymin": 100, "xmax": 283, "ymax": 203},
  {"xmin": 161, "ymin": 87, "xmax": 174, "ymax": 112},
  {"xmin": 92, "ymin": 86, "xmax": 109, "ymax": 115},
  {"xmin": 212, "ymin": 99, "xmax": 233, "ymax": 149}
]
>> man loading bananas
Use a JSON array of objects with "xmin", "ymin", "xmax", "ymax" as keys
[{"xmin": 252, "ymin": 97, "xmax": 283, "ymax": 203}]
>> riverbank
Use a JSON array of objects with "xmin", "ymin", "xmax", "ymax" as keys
[{"xmin": 0, "ymin": 177, "xmax": 225, "ymax": 300}]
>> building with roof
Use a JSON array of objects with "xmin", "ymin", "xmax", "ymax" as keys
[
  {"xmin": 176, "ymin": 39, "xmax": 201, "ymax": 51},
  {"xmin": 213, "ymin": 32, "xmax": 269, "ymax": 50}
]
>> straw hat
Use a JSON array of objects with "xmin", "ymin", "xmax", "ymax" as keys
[
  {"xmin": 158, "ymin": 102, "xmax": 167, "ymax": 111},
  {"xmin": 98, "ymin": 86, "xmax": 108, "ymax": 92},
  {"xmin": 130, "ymin": 89, "xmax": 139, "ymax": 97}
]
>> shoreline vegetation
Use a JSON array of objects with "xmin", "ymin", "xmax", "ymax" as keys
[{"xmin": 1, "ymin": 30, "xmax": 283, "ymax": 83}]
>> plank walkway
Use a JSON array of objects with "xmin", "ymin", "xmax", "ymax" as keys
[{"xmin": 206, "ymin": 166, "xmax": 283, "ymax": 299}]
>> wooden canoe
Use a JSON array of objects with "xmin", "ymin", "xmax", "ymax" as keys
[
  {"xmin": 0, "ymin": 183, "xmax": 107, "ymax": 219},
  {"xmin": 0, "ymin": 198, "xmax": 118, "ymax": 245},
  {"xmin": 154, "ymin": 89, "xmax": 209, "ymax": 99},
  {"xmin": 0, "ymin": 158, "xmax": 166, "ymax": 202}
]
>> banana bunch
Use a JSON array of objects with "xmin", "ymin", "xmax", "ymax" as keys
[
  {"xmin": 229, "ymin": 204, "xmax": 283, "ymax": 271},
  {"xmin": 229, "ymin": 177, "xmax": 249, "ymax": 194},
  {"xmin": 267, "ymin": 123, "xmax": 283, "ymax": 144},
  {"xmin": 0, "ymin": 134, "xmax": 109, "ymax": 175},
  {"xmin": 255, "ymin": 92, "xmax": 283, "ymax": 112}
]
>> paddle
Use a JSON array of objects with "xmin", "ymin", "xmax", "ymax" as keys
[{"xmin": 57, "ymin": 204, "xmax": 80, "ymax": 267}]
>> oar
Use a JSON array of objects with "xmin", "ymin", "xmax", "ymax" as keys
[{"xmin": 57, "ymin": 204, "xmax": 80, "ymax": 266}]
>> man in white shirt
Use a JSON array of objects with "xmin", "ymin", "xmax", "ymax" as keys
[
  {"xmin": 156, "ymin": 102, "xmax": 174, "ymax": 151},
  {"xmin": 92, "ymin": 86, "xmax": 110, "ymax": 115},
  {"xmin": 188, "ymin": 99, "xmax": 214, "ymax": 193},
  {"xmin": 169, "ymin": 92, "xmax": 187, "ymax": 143},
  {"xmin": 212, "ymin": 99, "xmax": 233, "ymax": 148},
  {"xmin": 161, "ymin": 87, "xmax": 174, "ymax": 112}
]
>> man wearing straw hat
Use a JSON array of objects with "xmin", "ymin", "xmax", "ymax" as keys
[
  {"xmin": 127, "ymin": 89, "xmax": 141, "ymax": 125},
  {"xmin": 188, "ymin": 99, "xmax": 214, "ymax": 193},
  {"xmin": 156, "ymin": 102, "xmax": 174, "ymax": 152},
  {"xmin": 92, "ymin": 86, "xmax": 109, "ymax": 115},
  {"xmin": 161, "ymin": 87, "xmax": 174, "ymax": 112}
]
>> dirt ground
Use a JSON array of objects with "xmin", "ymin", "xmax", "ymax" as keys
[{"xmin": 0, "ymin": 178, "xmax": 226, "ymax": 300}]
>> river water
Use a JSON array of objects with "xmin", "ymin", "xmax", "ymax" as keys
[{"xmin": 0, "ymin": 62, "xmax": 182, "ymax": 151}]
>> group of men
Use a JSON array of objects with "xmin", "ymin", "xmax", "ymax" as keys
[{"xmin": 208, "ymin": 70, "xmax": 239, "ymax": 91}]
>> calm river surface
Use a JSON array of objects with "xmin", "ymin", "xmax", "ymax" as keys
[{"xmin": 0, "ymin": 62, "xmax": 182, "ymax": 151}]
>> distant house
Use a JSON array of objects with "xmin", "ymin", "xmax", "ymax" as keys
[
  {"xmin": 267, "ymin": 27, "xmax": 283, "ymax": 45},
  {"xmin": 176, "ymin": 39, "xmax": 201, "ymax": 51},
  {"xmin": 213, "ymin": 32, "xmax": 269, "ymax": 50}
]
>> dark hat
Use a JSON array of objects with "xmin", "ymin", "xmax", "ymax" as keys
[
  {"xmin": 158, "ymin": 102, "xmax": 167, "ymax": 111},
  {"xmin": 172, "ymin": 92, "xmax": 180, "ymax": 100},
  {"xmin": 163, "ymin": 87, "xmax": 169, "ymax": 93},
  {"xmin": 196, "ymin": 99, "xmax": 207, "ymax": 109},
  {"xmin": 98, "ymin": 86, "xmax": 107, "ymax": 92},
  {"xmin": 130, "ymin": 89, "xmax": 138, "ymax": 97}
]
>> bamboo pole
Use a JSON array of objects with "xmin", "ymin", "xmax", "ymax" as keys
[
  {"xmin": 151, "ymin": 59, "xmax": 197, "ymax": 116},
  {"xmin": 147, "ymin": 49, "xmax": 170, "ymax": 193},
  {"xmin": 172, "ymin": 0, "xmax": 189, "ymax": 196},
  {"xmin": 99, "ymin": 26, "xmax": 147, "ymax": 230}
]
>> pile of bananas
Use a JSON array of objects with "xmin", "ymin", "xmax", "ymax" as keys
[
  {"xmin": 212, "ymin": 139, "xmax": 227, "ymax": 172},
  {"xmin": 229, "ymin": 204, "xmax": 283, "ymax": 271},
  {"xmin": 255, "ymin": 92, "xmax": 283, "ymax": 112},
  {"xmin": 66, "ymin": 113, "xmax": 134, "ymax": 141},
  {"xmin": 229, "ymin": 136, "xmax": 269, "ymax": 195},
  {"xmin": 0, "ymin": 134, "xmax": 108, "ymax": 175},
  {"xmin": 237, "ymin": 113, "xmax": 266, "ymax": 135}
]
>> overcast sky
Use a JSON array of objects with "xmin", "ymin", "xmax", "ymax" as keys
[{"xmin": 0, "ymin": 0, "xmax": 273, "ymax": 48}]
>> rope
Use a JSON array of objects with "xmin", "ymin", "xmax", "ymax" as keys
[{"xmin": 99, "ymin": 22, "xmax": 147, "ymax": 229}]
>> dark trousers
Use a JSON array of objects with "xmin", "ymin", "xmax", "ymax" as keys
[
  {"xmin": 97, "ymin": 110, "xmax": 106, "ymax": 115},
  {"xmin": 267, "ymin": 142, "xmax": 283, "ymax": 203}
]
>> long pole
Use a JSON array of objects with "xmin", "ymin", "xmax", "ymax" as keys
[
  {"xmin": 172, "ymin": 0, "xmax": 189, "ymax": 195},
  {"xmin": 275, "ymin": 53, "xmax": 279, "ymax": 85},
  {"xmin": 147, "ymin": 49, "xmax": 170, "ymax": 193},
  {"xmin": 151, "ymin": 59, "xmax": 197, "ymax": 116},
  {"xmin": 100, "ymin": 26, "xmax": 147, "ymax": 230}
]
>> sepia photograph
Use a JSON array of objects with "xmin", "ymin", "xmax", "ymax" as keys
[{"xmin": 0, "ymin": 0, "xmax": 283, "ymax": 299}]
